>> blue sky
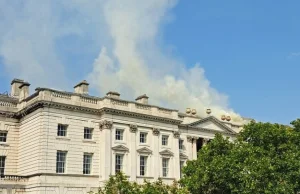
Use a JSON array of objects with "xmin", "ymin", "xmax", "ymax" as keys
[{"xmin": 0, "ymin": 0, "xmax": 299, "ymax": 124}]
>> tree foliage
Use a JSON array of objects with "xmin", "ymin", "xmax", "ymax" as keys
[
  {"xmin": 180, "ymin": 120, "xmax": 300, "ymax": 194},
  {"xmin": 91, "ymin": 172, "xmax": 189, "ymax": 194}
]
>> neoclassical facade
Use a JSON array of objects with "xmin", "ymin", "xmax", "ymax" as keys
[{"xmin": 0, "ymin": 79, "xmax": 249, "ymax": 194}]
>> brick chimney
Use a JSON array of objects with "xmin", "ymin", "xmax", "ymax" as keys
[
  {"xmin": 106, "ymin": 91, "xmax": 120, "ymax": 99},
  {"xmin": 74, "ymin": 80, "xmax": 89, "ymax": 94},
  {"xmin": 11, "ymin": 79, "xmax": 24, "ymax": 97},
  {"xmin": 19, "ymin": 82, "xmax": 30, "ymax": 101},
  {"xmin": 135, "ymin": 94, "xmax": 149, "ymax": 104}
]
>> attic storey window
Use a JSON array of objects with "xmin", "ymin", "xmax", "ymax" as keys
[
  {"xmin": 57, "ymin": 124, "xmax": 67, "ymax": 137},
  {"xmin": 0, "ymin": 131, "xmax": 7, "ymax": 142}
]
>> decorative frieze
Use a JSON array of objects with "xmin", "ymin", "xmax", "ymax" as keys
[
  {"xmin": 152, "ymin": 128, "xmax": 160, "ymax": 136},
  {"xmin": 173, "ymin": 131, "xmax": 180, "ymax": 138},
  {"xmin": 129, "ymin": 124, "xmax": 138, "ymax": 133},
  {"xmin": 99, "ymin": 120, "xmax": 113, "ymax": 130}
]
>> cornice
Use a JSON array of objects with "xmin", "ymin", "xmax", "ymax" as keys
[{"xmin": 179, "ymin": 124, "xmax": 236, "ymax": 136}]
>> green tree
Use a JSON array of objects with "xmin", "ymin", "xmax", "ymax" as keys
[
  {"xmin": 91, "ymin": 172, "xmax": 189, "ymax": 194},
  {"xmin": 181, "ymin": 120, "xmax": 300, "ymax": 194}
]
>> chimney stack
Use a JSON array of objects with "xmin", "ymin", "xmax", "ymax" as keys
[
  {"xmin": 74, "ymin": 80, "xmax": 89, "ymax": 94},
  {"xmin": 135, "ymin": 94, "xmax": 149, "ymax": 104},
  {"xmin": 106, "ymin": 91, "xmax": 120, "ymax": 99},
  {"xmin": 19, "ymin": 82, "xmax": 30, "ymax": 101},
  {"xmin": 11, "ymin": 79, "xmax": 24, "ymax": 97}
]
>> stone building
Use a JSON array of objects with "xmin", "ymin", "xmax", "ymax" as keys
[{"xmin": 0, "ymin": 79, "xmax": 248, "ymax": 194}]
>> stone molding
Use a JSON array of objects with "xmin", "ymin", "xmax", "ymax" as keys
[
  {"xmin": 137, "ymin": 147, "xmax": 152, "ymax": 154},
  {"xmin": 159, "ymin": 149, "xmax": 174, "ymax": 157},
  {"xmin": 99, "ymin": 120, "xmax": 113, "ymax": 130},
  {"xmin": 112, "ymin": 145, "xmax": 129, "ymax": 152}
]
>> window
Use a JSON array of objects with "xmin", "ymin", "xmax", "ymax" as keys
[
  {"xmin": 83, "ymin": 153, "xmax": 92, "ymax": 174},
  {"xmin": 0, "ymin": 156, "xmax": 5, "ymax": 178},
  {"xmin": 115, "ymin": 129, "xmax": 123, "ymax": 141},
  {"xmin": 57, "ymin": 124, "xmax": 67, "ymax": 137},
  {"xmin": 140, "ymin": 156, "xmax": 147, "ymax": 176},
  {"xmin": 0, "ymin": 131, "xmax": 7, "ymax": 142},
  {"xmin": 162, "ymin": 158, "xmax": 169, "ymax": 177},
  {"xmin": 162, "ymin": 135, "xmax": 168, "ymax": 146},
  {"xmin": 140, "ymin": 132, "xmax": 147, "ymax": 143},
  {"xmin": 115, "ymin": 154, "xmax": 123, "ymax": 173},
  {"xmin": 56, "ymin": 151, "xmax": 67, "ymax": 173},
  {"xmin": 179, "ymin": 139, "xmax": 184, "ymax": 150},
  {"xmin": 180, "ymin": 161, "xmax": 185, "ymax": 178},
  {"xmin": 84, "ymin": 127, "xmax": 93, "ymax": 139}
]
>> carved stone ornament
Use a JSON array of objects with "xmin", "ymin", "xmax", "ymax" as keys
[
  {"xmin": 129, "ymin": 124, "xmax": 138, "ymax": 133},
  {"xmin": 173, "ymin": 131, "xmax": 180, "ymax": 138},
  {"xmin": 203, "ymin": 138, "xmax": 210, "ymax": 145},
  {"xmin": 99, "ymin": 120, "xmax": 113, "ymax": 130},
  {"xmin": 187, "ymin": 136, "xmax": 193, "ymax": 143},
  {"xmin": 152, "ymin": 128, "xmax": 160, "ymax": 136}
]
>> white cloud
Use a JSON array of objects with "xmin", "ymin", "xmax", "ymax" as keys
[{"xmin": 0, "ymin": 0, "xmax": 242, "ymax": 121}]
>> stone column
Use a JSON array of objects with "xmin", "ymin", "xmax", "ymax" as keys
[
  {"xmin": 129, "ymin": 124, "xmax": 137, "ymax": 181},
  {"xmin": 99, "ymin": 120, "xmax": 113, "ymax": 181},
  {"xmin": 173, "ymin": 131, "xmax": 181, "ymax": 180},
  {"xmin": 187, "ymin": 136, "xmax": 193, "ymax": 160},
  {"xmin": 152, "ymin": 128, "xmax": 160, "ymax": 179},
  {"xmin": 192, "ymin": 137, "xmax": 198, "ymax": 160}
]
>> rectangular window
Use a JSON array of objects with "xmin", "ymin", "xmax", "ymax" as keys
[
  {"xmin": 140, "ymin": 156, "xmax": 147, "ymax": 176},
  {"xmin": 84, "ymin": 127, "xmax": 93, "ymax": 139},
  {"xmin": 115, "ymin": 154, "xmax": 123, "ymax": 173},
  {"xmin": 162, "ymin": 135, "xmax": 168, "ymax": 146},
  {"xmin": 0, "ymin": 131, "xmax": 7, "ymax": 142},
  {"xmin": 162, "ymin": 158, "xmax": 169, "ymax": 177},
  {"xmin": 140, "ymin": 132, "xmax": 147, "ymax": 143},
  {"xmin": 0, "ymin": 156, "xmax": 5, "ymax": 178},
  {"xmin": 180, "ymin": 161, "xmax": 185, "ymax": 178},
  {"xmin": 115, "ymin": 129, "xmax": 123, "ymax": 141},
  {"xmin": 56, "ymin": 151, "xmax": 67, "ymax": 173},
  {"xmin": 179, "ymin": 139, "xmax": 184, "ymax": 150},
  {"xmin": 57, "ymin": 124, "xmax": 67, "ymax": 137},
  {"xmin": 83, "ymin": 153, "xmax": 92, "ymax": 174}
]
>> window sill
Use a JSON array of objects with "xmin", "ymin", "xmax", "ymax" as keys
[
  {"xmin": 161, "ymin": 145, "xmax": 171, "ymax": 149},
  {"xmin": 139, "ymin": 143, "xmax": 149, "ymax": 147},
  {"xmin": 82, "ymin": 139, "xmax": 96, "ymax": 144},
  {"xmin": 56, "ymin": 136, "xmax": 71, "ymax": 141},
  {"xmin": 0, "ymin": 142, "xmax": 9, "ymax": 147},
  {"xmin": 136, "ymin": 176, "xmax": 154, "ymax": 179},
  {"xmin": 115, "ymin": 140, "xmax": 126, "ymax": 145}
]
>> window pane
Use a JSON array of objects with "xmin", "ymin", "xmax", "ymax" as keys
[
  {"xmin": 180, "ymin": 161, "xmax": 185, "ymax": 178},
  {"xmin": 140, "ymin": 133, "xmax": 147, "ymax": 143},
  {"xmin": 56, "ymin": 151, "xmax": 67, "ymax": 173},
  {"xmin": 84, "ymin": 128, "xmax": 93, "ymax": 139},
  {"xmin": 0, "ymin": 156, "xmax": 5, "ymax": 178},
  {"xmin": 179, "ymin": 140, "xmax": 184, "ymax": 150},
  {"xmin": 115, "ymin": 130, "xmax": 123, "ymax": 140},
  {"xmin": 140, "ymin": 156, "xmax": 147, "ymax": 176},
  {"xmin": 162, "ymin": 158, "xmax": 169, "ymax": 177},
  {"xmin": 83, "ymin": 153, "xmax": 92, "ymax": 174},
  {"xmin": 0, "ymin": 131, "xmax": 7, "ymax": 142},
  {"xmin": 115, "ymin": 154, "xmax": 123, "ymax": 173},
  {"xmin": 57, "ymin": 124, "xmax": 67, "ymax": 137},
  {"xmin": 162, "ymin": 135, "xmax": 168, "ymax": 146}
]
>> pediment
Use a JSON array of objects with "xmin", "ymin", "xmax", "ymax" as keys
[
  {"xmin": 159, "ymin": 149, "xmax": 174, "ymax": 156},
  {"xmin": 179, "ymin": 153, "xmax": 188, "ymax": 159},
  {"xmin": 137, "ymin": 147, "xmax": 152, "ymax": 154},
  {"xmin": 189, "ymin": 116, "xmax": 236, "ymax": 134},
  {"xmin": 112, "ymin": 145, "xmax": 129, "ymax": 152}
]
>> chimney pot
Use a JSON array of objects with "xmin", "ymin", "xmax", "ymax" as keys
[
  {"xmin": 10, "ymin": 78, "xmax": 24, "ymax": 97},
  {"xmin": 135, "ymin": 94, "xmax": 149, "ymax": 104},
  {"xmin": 74, "ymin": 80, "xmax": 89, "ymax": 94},
  {"xmin": 106, "ymin": 91, "xmax": 120, "ymax": 99}
]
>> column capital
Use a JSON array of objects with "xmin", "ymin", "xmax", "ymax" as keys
[
  {"xmin": 152, "ymin": 128, "xmax": 160, "ymax": 136},
  {"xmin": 99, "ymin": 120, "xmax": 113, "ymax": 130},
  {"xmin": 173, "ymin": 131, "xmax": 180, "ymax": 138},
  {"xmin": 129, "ymin": 124, "xmax": 138, "ymax": 133},
  {"xmin": 187, "ymin": 135, "xmax": 193, "ymax": 143}
]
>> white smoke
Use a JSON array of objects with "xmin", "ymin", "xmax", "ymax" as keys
[{"xmin": 88, "ymin": 0, "xmax": 242, "ymax": 121}]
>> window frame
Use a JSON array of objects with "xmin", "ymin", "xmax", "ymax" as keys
[
  {"xmin": 180, "ymin": 160, "xmax": 185, "ymax": 178},
  {"xmin": 162, "ymin": 135, "xmax": 169, "ymax": 146},
  {"xmin": 140, "ymin": 155, "xmax": 147, "ymax": 176},
  {"xmin": 57, "ymin": 124, "xmax": 68, "ymax": 137},
  {"xmin": 84, "ymin": 127, "xmax": 93, "ymax": 140},
  {"xmin": 56, "ymin": 151, "xmax": 67, "ymax": 173},
  {"xmin": 0, "ymin": 156, "xmax": 5, "ymax": 178},
  {"xmin": 140, "ymin": 132, "xmax": 147, "ymax": 144},
  {"xmin": 115, "ymin": 154, "xmax": 123, "ymax": 173},
  {"xmin": 179, "ymin": 139, "xmax": 184, "ymax": 150},
  {"xmin": 83, "ymin": 153, "xmax": 93, "ymax": 175},
  {"xmin": 0, "ymin": 131, "xmax": 7, "ymax": 142},
  {"xmin": 162, "ymin": 158, "xmax": 169, "ymax": 177},
  {"xmin": 115, "ymin": 129, "xmax": 124, "ymax": 141}
]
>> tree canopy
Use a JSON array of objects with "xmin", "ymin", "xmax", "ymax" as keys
[{"xmin": 180, "ymin": 119, "xmax": 300, "ymax": 194}]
